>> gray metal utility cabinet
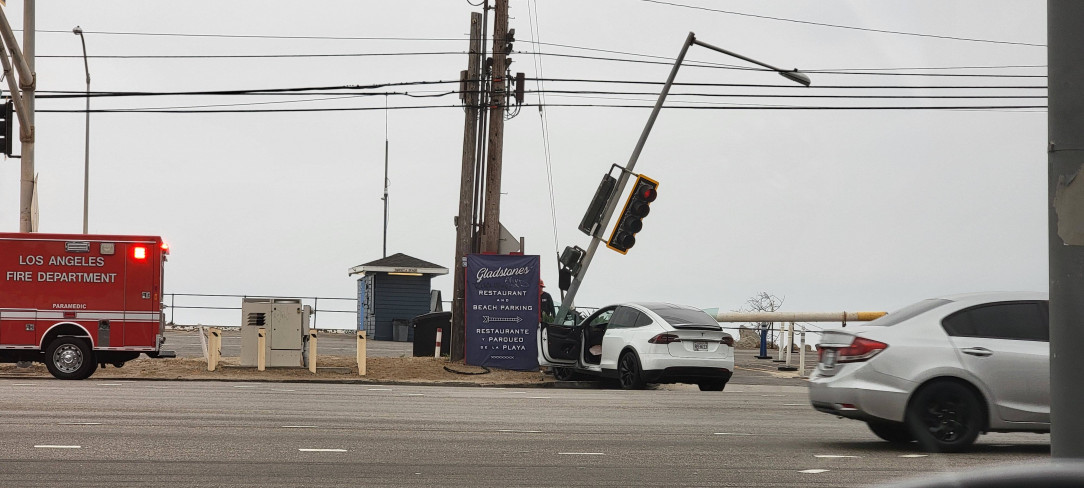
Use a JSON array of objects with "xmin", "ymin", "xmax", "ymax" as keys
[{"xmin": 239, "ymin": 297, "xmax": 311, "ymax": 367}]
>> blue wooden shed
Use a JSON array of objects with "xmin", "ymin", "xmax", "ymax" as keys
[{"xmin": 348, "ymin": 253, "xmax": 448, "ymax": 341}]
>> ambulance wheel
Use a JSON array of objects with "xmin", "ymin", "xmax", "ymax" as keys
[{"xmin": 45, "ymin": 337, "xmax": 95, "ymax": 380}]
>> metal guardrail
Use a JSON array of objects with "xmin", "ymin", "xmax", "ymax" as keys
[{"xmin": 164, "ymin": 293, "xmax": 359, "ymax": 329}]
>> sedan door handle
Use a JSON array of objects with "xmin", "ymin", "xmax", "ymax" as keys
[{"xmin": 961, "ymin": 347, "xmax": 993, "ymax": 357}]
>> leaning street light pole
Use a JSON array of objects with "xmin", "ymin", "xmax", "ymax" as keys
[
  {"xmin": 554, "ymin": 32, "xmax": 811, "ymax": 324},
  {"xmin": 73, "ymin": 26, "xmax": 90, "ymax": 234}
]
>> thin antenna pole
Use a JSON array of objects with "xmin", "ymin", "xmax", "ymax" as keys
[{"xmin": 382, "ymin": 96, "xmax": 389, "ymax": 258}]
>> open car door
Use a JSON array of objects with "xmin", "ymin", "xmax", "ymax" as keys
[{"xmin": 537, "ymin": 322, "xmax": 579, "ymax": 367}]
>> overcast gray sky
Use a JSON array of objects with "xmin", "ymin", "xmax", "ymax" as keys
[{"xmin": 0, "ymin": 1, "xmax": 1047, "ymax": 329}]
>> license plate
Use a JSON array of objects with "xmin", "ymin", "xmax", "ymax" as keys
[
  {"xmin": 693, "ymin": 341, "xmax": 708, "ymax": 351},
  {"xmin": 822, "ymin": 349, "xmax": 838, "ymax": 369}
]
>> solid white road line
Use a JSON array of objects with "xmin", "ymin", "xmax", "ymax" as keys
[
  {"xmin": 367, "ymin": 388, "xmax": 393, "ymax": 391},
  {"xmin": 558, "ymin": 452, "xmax": 604, "ymax": 456},
  {"xmin": 496, "ymin": 429, "xmax": 543, "ymax": 434},
  {"xmin": 59, "ymin": 422, "xmax": 102, "ymax": 426},
  {"xmin": 35, "ymin": 445, "xmax": 81, "ymax": 449},
  {"xmin": 713, "ymin": 432, "xmax": 754, "ymax": 436},
  {"xmin": 282, "ymin": 425, "xmax": 318, "ymax": 429},
  {"xmin": 814, "ymin": 455, "xmax": 860, "ymax": 458},
  {"xmin": 298, "ymin": 448, "xmax": 347, "ymax": 452}
]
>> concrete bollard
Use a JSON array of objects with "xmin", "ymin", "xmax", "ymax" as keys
[
  {"xmin": 257, "ymin": 327, "xmax": 266, "ymax": 371},
  {"xmin": 207, "ymin": 327, "xmax": 221, "ymax": 372},
  {"xmin": 435, "ymin": 328, "xmax": 443, "ymax": 359},
  {"xmin": 308, "ymin": 330, "xmax": 317, "ymax": 374},
  {"xmin": 356, "ymin": 330, "xmax": 366, "ymax": 376}
]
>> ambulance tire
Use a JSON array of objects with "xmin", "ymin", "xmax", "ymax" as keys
[{"xmin": 44, "ymin": 337, "xmax": 96, "ymax": 380}]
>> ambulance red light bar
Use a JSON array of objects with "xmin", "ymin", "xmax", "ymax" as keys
[
  {"xmin": 161, "ymin": 242, "xmax": 170, "ymax": 255},
  {"xmin": 133, "ymin": 246, "xmax": 147, "ymax": 260}
]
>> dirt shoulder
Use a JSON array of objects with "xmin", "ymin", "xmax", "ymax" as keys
[
  {"xmin": 0, "ymin": 351, "xmax": 813, "ymax": 387},
  {"xmin": 0, "ymin": 355, "xmax": 554, "ymax": 386}
]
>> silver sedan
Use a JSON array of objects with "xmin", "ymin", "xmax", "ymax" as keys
[{"xmin": 808, "ymin": 291, "xmax": 1049, "ymax": 452}]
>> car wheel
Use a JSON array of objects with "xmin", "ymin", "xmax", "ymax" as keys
[
  {"xmin": 45, "ymin": 337, "xmax": 95, "ymax": 380},
  {"xmin": 617, "ymin": 351, "xmax": 646, "ymax": 390},
  {"xmin": 697, "ymin": 380, "xmax": 727, "ymax": 392},
  {"xmin": 867, "ymin": 420, "xmax": 914, "ymax": 444},
  {"xmin": 906, "ymin": 381, "xmax": 984, "ymax": 452},
  {"xmin": 552, "ymin": 367, "xmax": 575, "ymax": 381}
]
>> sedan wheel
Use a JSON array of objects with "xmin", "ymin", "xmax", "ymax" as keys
[
  {"xmin": 617, "ymin": 352, "xmax": 646, "ymax": 390},
  {"xmin": 867, "ymin": 421, "xmax": 914, "ymax": 444},
  {"xmin": 906, "ymin": 381, "xmax": 984, "ymax": 452}
]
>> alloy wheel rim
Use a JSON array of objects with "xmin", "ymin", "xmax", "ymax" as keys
[{"xmin": 924, "ymin": 399, "xmax": 966, "ymax": 442}]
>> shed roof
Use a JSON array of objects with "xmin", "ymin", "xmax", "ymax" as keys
[{"xmin": 348, "ymin": 253, "xmax": 449, "ymax": 277}]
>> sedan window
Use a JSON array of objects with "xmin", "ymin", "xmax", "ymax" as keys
[{"xmin": 942, "ymin": 301, "xmax": 1048, "ymax": 341}]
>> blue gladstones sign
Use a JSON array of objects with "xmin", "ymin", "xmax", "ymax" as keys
[{"xmin": 464, "ymin": 254, "xmax": 540, "ymax": 370}]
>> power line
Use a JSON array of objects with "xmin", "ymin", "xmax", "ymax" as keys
[
  {"xmin": 637, "ymin": 0, "xmax": 1045, "ymax": 47},
  {"xmin": 35, "ymin": 47, "xmax": 1047, "ymax": 80}
]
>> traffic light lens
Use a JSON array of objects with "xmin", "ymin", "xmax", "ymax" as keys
[{"xmin": 641, "ymin": 188, "xmax": 657, "ymax": 202}]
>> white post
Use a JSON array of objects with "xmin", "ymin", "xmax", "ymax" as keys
[
  {"xmin": 356, "ymin": 330, "xmax": 366, "ymax": 376},
  {"xmin": 776, "ymin": 322, "xmax": 785, "ymax": 361},
  {"xmin": 798, "ymin": 325, "xmax": 808, "ymax": 378},
  {"xmin": 435, "ymin": 327, "xmax": 443, "ymax": 359},
  {"xmin": 257, "ymin": 328, "xmax": 266, "ymax": 371},
  {"xmin": 785, "ymin": 322, "xmax": 795, "ymax": 367},
  {"xmin": 308, "ymin": 330, "xmax": 317, "ymax": 374}
]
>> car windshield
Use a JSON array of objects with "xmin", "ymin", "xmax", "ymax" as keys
[
  {"xmin": 865, "ymin": 298, "xmax": 952, "ymax": 326},
  {"xmin": 648, "ymin": 305, "xmax": 721, "ymax": 330}
]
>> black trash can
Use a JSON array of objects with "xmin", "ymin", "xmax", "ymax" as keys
[
  {"xmin": 374, "ymin": 321, "xmax": 393, "ymax": 341},
  {"xmin": 412, "ymin": 311, "xmax": 452, "ymax": 357}
]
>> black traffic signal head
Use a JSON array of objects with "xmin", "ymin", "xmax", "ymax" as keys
[
  {"xmin": 606, "ymin": 174, "xmax": 659, "ymax": 254},
  {"xmin": 0, "ymin": 100, "xmax": 12, "ymax": 157}
]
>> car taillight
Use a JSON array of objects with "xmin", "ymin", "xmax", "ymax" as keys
[
  {"xmin": 648, "ymin": 333, "xmax": 681, "ymax": 344},
  {"xmin": 837, "ymin": 337, "xmax": 888, "ymax": 363},
  {"xmin": 720, "ymin": 336, "xmax": 734, "ymax": 347}
]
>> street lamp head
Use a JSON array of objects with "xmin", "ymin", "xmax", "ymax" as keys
[
  {"xmin": 778, "ymin": 69, "xmax": 811, "ymax": 87},
  {"xmin": 72, "ymin": 26, "xmax": 83, "ymax": 36}
]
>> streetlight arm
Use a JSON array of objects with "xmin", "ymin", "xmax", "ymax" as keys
[{"xmin": 693, "ymin": 38, "xmax": 811, "ymax": 86}]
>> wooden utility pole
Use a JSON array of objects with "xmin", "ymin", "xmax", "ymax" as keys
[
  {"xmin": 480, "ymin": 0, "xmax": 509, "ymax": 252},
  {"xmin": 451, "ymin": 12, "xmax": 483, "ymax": 362}
]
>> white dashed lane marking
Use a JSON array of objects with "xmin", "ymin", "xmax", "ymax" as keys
[
  {"xmin": 713, "ymin": 432, "xmax": 753, "ymax": 436},
  {"xmin": 814, "ymin": 455, "xmax": 860, "ymax": 459},
  {"xmin": 282, "ymin": 425, "xmax": 318, "ymax": 429},
  {"xmin": 900, "ymin": 454, "xmax": 929, "ymax": 458},
  {"xmin": 559, "ymin": 452, "xmax": 604, "ymax": 456},
  {"xmin": 800, "ymin": 469, "xmax": 829, "ymax": 474},
  {"xmin": 59, "ymin": 422, "xmax": 102, "ymax": 426},
  {"xmin": 299, "ymin": 448, "xmax": 347, "ymax": 452},
  {"xmin": 35, "ymin": 445, "xmax": 81, "ymax": 449},
  {"xmin": 497, "ymin": 429, "xmax": 543, "ymax": 434}
]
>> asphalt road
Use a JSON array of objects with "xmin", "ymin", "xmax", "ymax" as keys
[{"xmin": 0, "ymin": 380, "xmax": 1049, "ymax": 487}]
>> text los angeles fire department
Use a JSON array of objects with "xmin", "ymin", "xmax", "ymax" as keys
[{"xmin": 5, "ymin": 254, "xmax": 118, "ymax": 283}]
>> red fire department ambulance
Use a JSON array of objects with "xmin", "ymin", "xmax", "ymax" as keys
[{"xmin": 0, "ymin": 232, "xmax": 175, "ymax": 379}]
